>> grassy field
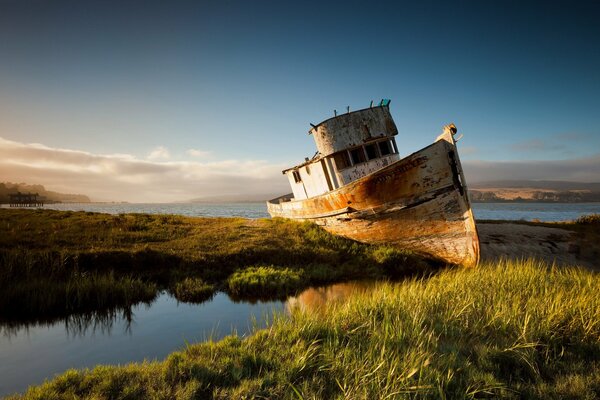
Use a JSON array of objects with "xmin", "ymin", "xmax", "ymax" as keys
[
  {"xmin": 0, "ymin": 209, "xmax": 429, "ymax": 327},
  {"xmin": 2, "ymin": 209, "xmax": 599, "ymax": 398},
  {"xmin": 7, "ymin": 259, "xmax": 599, "ymax": 399}
]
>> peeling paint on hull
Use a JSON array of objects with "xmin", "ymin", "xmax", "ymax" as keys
[{"xmin": 267, "ymin": 131, "xmax": 480, "ymax": 267}]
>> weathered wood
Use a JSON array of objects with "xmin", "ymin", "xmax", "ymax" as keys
[
  {"xmin": 268, "ymin": 129, "xmax": 480, "ymax": 267},
  {"xmin": 309, "ymin": 105, "xmax": 398, "ymax": 156}
]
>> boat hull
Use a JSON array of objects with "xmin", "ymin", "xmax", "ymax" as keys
[{"xmin": 267, "ymin": 131, "xmax": 480, "ymax": 266}]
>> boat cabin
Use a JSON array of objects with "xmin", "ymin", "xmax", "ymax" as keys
[{"xmin": 282, "ymin": 100, "xmax": 400, "ymax": 201}]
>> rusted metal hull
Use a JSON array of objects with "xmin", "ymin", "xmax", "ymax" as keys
[{"xmin": 267, "ymin": 131, "xmax": 480, "ymax": 266}]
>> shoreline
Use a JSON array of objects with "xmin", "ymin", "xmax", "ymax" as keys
[{"xmin": 478, "ymin": 221, "xmax": 598, "ymax": 270}]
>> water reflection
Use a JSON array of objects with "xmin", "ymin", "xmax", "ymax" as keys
[
  {"xmin": 1, "ymin": 298, "xmax": 156, "ymax": 338},
  {"xmin": 287, "ymin": 281, "xmax": 377, "ymax": 314},
  {"xmin": 63, "ymin": 306, "xmax": 138, "ymax": 337},
  {"xmin": 0, "ymin": 292, "xmax": 284, "ymax": 397},
  {"xmin": 1, "ymin": 282, "xmax": 380, "ymax": 339},
  {"xmin": 0, "ymin": 281, "xmax": 384, "ymax": 397}
]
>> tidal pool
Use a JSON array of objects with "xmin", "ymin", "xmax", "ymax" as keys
[{"xmin": 0, "ymin": 282, "xmax": 374, "ymax": 397}]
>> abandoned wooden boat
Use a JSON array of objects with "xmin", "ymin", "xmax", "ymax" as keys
[{"xmin": 267, "ymin": 100, "xmax": 480, "ymax": 266}]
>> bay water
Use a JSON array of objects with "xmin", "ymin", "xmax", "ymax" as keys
[{"xmin": 32, "ymin": 201, "xmax": 600, "ymax": 222}]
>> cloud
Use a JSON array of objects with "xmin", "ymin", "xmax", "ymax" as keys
[
  {"xmin": 186, "ymin": 148, "xmax": 212, "ymax": 158},
  {"xmin": 147, "ymin": 146, "xmax": 170, "ymax": 160},
  {"xmin": 554, "ymin": 132, "xmax": 591, "ymax": 141},
  {"xmin": 508, "ymin": 132, "xmax": 597, "ymax": 154},
  {"xmin": 0, "ymin": 137, "xmax": 288, "ymax": 202},
  {"xmin": 509, "ymin": 139, "xmax": 565, "ymax": 152},
  {"xmin": 464, "ymin": 154, "xmax": 600, "ymax": 183},
  {"xmin": 459, "ymin": 146, "xmax": 478, "ymax": 156},
  {"xmin": 2, "ymin": 136, "xmax": 597, "ymax": 203}
]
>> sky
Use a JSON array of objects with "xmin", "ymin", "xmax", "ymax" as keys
[{"xmin": 0, "ymin": 0, "xmax": 599, "ymax": 202}]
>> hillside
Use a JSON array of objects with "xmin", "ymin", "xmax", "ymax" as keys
[
  {"xmin": 469, "ymin": 180, "xmax": 600, "ymax": 202},
  {"xmin": 0, "ymin": 182, "xmax": 90, "ymax": 204}
]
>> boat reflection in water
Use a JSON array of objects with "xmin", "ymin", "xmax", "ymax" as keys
[{"xmin": 286, "ymin": 281, "xmax": 378, "ymax": 314}]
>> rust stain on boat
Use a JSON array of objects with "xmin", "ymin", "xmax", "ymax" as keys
[{"xmin": 267, "ymin": 100, "xmax": 480, "ymax": 267}]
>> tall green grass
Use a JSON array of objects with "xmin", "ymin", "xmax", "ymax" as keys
[
  {"xmin": 9, "ymin": 259, "xmax": 600, "ymax": 399},
  {"xmin": 171, "ymin": 277, "xmax": 215, "ymax": 303},
  {"xmin": 227, "ymin": 266, "xmax": 304, "ymax": 299}
]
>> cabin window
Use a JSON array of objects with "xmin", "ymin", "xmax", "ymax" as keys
[
  {"xmin": 333, "ymin": 151, "xmax": 351, "ymax": 170},
  {"xmin": 349, "ymin": 147, "xmax": 366, "ymax": 165},
  {"xmin": 293, "ymin": 170, "xmax": 302, "ymax": 183},
  {"xmin": 378, "ymin": 140, "xmax": 392, "ymax": 156},
  {"xmin": 365, "ymin": 143, "xmax": 378, "ymax": 160}
]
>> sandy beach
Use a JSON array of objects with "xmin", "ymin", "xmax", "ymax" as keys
[{"xmin": 478, "ymin": 222, "xmax": 598, "ymax": 270}]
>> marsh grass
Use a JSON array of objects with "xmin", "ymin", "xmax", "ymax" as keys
[
  {"xmin": 4, "ymin": 209, "xmax": 599, "ymax": 398},
  {"xmin": 0, "ymin": 209, "xmax": 432, "ymax": 326},
  {"xmin": 371, "ymin": 246, "xmax": 436, "ymax": 278},
  {"xmin": 576, "ymin": 213, "xmax": 600, "ymax": 225},
  {"xmin": 171, "ymin": 277, "xmax": 215, "ymax": 303},
  {"xmin": 0, "ymin": 210, "xmax": 425, "ymax": 279},
  {"xmin": 227, "ymin": 266, "xmax": 304, "ymax": 299},
  {"xmin": 8, "ymin": 259, "xmax": 599, "ymax": 399}
]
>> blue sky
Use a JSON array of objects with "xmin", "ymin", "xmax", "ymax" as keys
[{"xmin": 0, "ymin": 0, "xmax": 599, "ymax": 201}]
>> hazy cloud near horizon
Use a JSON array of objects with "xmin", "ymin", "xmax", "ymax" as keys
[
  {"xmin": 0, "ymin": 136, "xmax": 289, "ymax": 202},
  {"xmin": 1, "ymin": 136, "xmax": 598, "ymax": 202},
  {"xmin": 464, "ymin": 155, "xmax": 600, "ymax": 183}
]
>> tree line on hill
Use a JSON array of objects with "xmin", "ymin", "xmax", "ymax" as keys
[
  {"xmin": 469, "ymin": 190, "xmax": 600, "ymax": 203},
  {"xmin": 468, "ymin": 180, "xmax": 600, "ymax": 203},
  {"xmin": 0, "ymin": 182, "xmax": 90, "ymax": 204}
]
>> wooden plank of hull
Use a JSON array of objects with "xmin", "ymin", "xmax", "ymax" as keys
[{"xmin": 267, "ymin": 131, "xmax": 480, "ymax": 266}]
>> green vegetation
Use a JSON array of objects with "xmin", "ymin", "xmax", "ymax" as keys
[
  {"xmin": 171, "ymin": 277, "xmax": 215, "ymax": 303},
  {"xmin": 0, "ymin": 209, "xmax": 431, "ymax": 326},
  {"xmin": 371, "ymin": 246, "xmax": 433, "ymax": 278},
  {"xmin": 2, "ymin": 209, "xmax": 599, "ymax": 398},
  {"xmin": 8, "ymin": 259, "xmax": 600, "ymax": 399},
  {"xmin": 227, "ymin": 266, "xmax": 304, "ymax": 299}
]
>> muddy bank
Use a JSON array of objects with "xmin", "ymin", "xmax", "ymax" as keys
[{"xmin": 478, "ymin": 221, "xmax": 598, "ymax": 270}]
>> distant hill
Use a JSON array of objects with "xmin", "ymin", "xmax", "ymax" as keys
[
  {"xmin": 470, "ymin": 180, "xmax": 600, "ymax": 191},
  {"xmin": 0, "ymin": 182, "xmax": 91, "ymax": 204},
  {"xmin": 469, "ymin": 180, "xmax": 600, "ymax": 203}
]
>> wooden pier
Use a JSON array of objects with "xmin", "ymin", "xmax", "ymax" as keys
[{"xmin": 9, "ymin": 192, "xmax": 44, "ymax": 207}]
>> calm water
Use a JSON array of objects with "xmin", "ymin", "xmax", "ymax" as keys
[
  {"xmin": 0, "ymin": 283, "xmax": 368, "ymax": 397},
  {"xmin": 16, "ymin": 201, "xmax": 600, "ymax": 222},
  {"xmin": 39, "ymin": 202, "xmax": 270, "ymax": 219},
  {"xmin": 0, "ymin": 293, "xmax": 283, "ymax": 396},
  {"xmin": 472, "ymin": 202, "xmax": 600, "ymax": 222}
]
